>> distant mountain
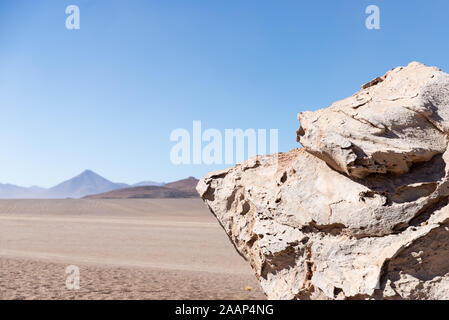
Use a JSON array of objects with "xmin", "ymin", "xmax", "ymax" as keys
[
  {"xmin": 84, "ymin": 177, "xmax": 199, "ymax": 199},
  {"xmin": 0, "ymin": 183, "xmax": 45, "ymax": 199},
  {"xmin": 0, "ymin": 170, "xmax": 128, "ymax": 199},
  {"xmin": 0, "ymin": 171, "xmax": 177, "ymax": 199},
  {"xmin": 43, "ymin": 170, "xmax": 128, "ymax": 199},
  {"xmin": 132, "ymin": 181, "xmax": 165, "ymax": 187},
  {"xmin": 163, "ymin": 177, "xmax": 199, "ymax": 194}
]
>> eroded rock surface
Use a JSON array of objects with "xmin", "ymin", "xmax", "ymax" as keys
[
  {"xmin": 297, "ymin": 62, "xmax": 449, "ymax": 179},
  {"xmin": 197, "ymin": 62, "xmax": 449, "ymax": 300}
]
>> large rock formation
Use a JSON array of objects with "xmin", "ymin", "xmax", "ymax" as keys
[{"xmin": 197, "ymin": 62, "xmax": 449, "ymax": 300}]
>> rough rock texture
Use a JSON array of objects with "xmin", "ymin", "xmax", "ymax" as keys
[
  {"xmin": 197, "ymin": 62, "xmax": 449, "ymax": 300},
  {"xmin": 297, "ymin": 62, "xmax": 449, "ymax": 179}
]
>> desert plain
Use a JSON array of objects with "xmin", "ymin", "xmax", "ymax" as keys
[{"xmin": 0, "ymin": 199, "xmax": 264, "ymax": 299}]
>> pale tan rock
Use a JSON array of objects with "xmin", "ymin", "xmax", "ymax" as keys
[
  {"xmin": 197, "ymin": 62, "xmax": 449, "ymax": 300},
  {"xmin": 297, "ymin": 62, "xmax": 449, "ymax": 179}
]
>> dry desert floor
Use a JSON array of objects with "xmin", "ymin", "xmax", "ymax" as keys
[{"xmin": 0, "ymin": 199, "xmax": 265, "ymax": 300}]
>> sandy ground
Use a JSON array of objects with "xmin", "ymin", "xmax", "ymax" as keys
[{"xmin": 0, "ymin": 199, "xmax": 265, "ymax": 300}]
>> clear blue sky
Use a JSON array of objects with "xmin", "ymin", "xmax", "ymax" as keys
[{"xmin": 1, "ymin": 0, "xmax": 449, "ymax": 187}]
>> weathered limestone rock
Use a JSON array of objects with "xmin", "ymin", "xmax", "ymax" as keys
[{"xmin": 197, "ymin": 62, "xmax": 449, "ymax": 300}]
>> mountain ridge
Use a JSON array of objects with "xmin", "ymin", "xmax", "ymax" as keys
[
  {"xmin": 84, "ymin": 177, "xmax": 199, "ymax": 199},
  {"xmin": 0, "ymin": 170, "xmax": 167, "ymax": 199}
]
